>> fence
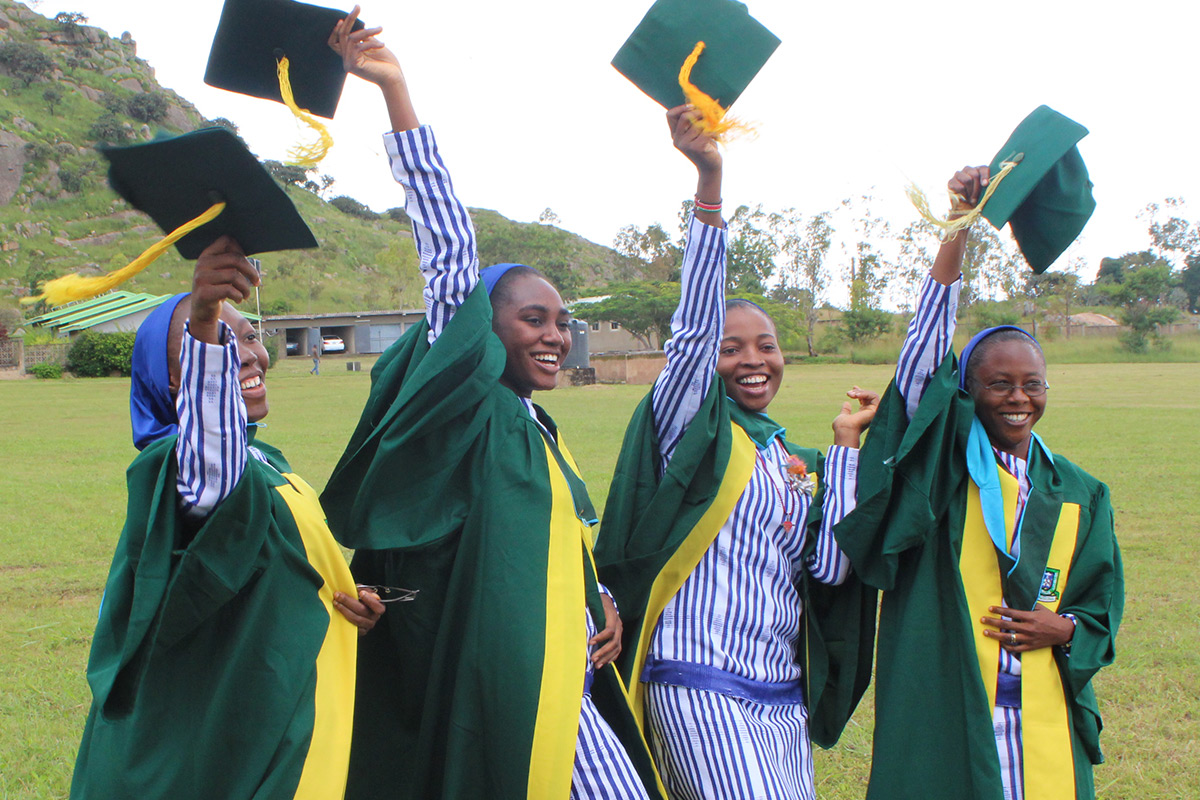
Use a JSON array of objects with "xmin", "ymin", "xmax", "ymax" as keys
[
  {"xmin": 0, "ymin": 340, "xmax": 72, "ymax": 373},
  {"xmin": 24, "ymin": 342, "xmax": 70, "ymax": 369},
  {"xmin": 0, "ymin": 338, "xmax": 19, "ymax": 370}
]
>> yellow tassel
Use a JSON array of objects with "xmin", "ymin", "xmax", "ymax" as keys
[
  {"xmin": 678, "ymin": 41, "xmax": 757, "ymax": 143},
  {"xmin": 905, "ymin": 158, "xmax": 1021, "ymax": 242},
  {"xmin": 24, "ymin": 202, "xmax": 226, "ymax": 307},
  {"xmin": 277, "ymin": 56, "xmax": 334, "ymax": 168}
]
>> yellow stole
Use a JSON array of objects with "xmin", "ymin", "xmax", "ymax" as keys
[
  {"xmin": 529, "ymin": 435, "xmax": 653, "ymax": 798},
  {"xmin": 274, "ymin": 471, "xmax": 358, "ymax": 800},
  {"xmin": 959, "ymin": 463, "xmax": 1081, "ymax": 799}
]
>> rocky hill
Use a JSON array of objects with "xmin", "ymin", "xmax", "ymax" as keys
[{"xmin": 0, "ymin": 0, "xmax": 643, "ymax": 322}]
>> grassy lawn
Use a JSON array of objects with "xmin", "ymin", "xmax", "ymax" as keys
[{"xmin": 1, "ymin": 356, "xmax": 1196, "ymax": 798}]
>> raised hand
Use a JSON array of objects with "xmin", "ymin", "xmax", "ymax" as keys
[
  {"xmin": 667, "ymin": 104, "xmax": 722, "ymax": 176},
  {"xmin": 328, "ymin": 5, "xmax": 401, "ymax": 88},
  {"xmin": 190, "ymin": 235, "xmax": 260, "ymax": 345},
  {"xmin": 948, "ymin": 165, "xmax": 991, "ymax": 213},
  {"xmin": 832, "ymin": 385, "xmax": 880, "ymax": 448}
]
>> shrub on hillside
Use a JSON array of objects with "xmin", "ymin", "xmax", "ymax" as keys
[
  {"xmin": 330, "ymin": 195, "xmax": 379, "ymax": 220},
  {"xmin": 126, "ymin": 93, "xmax": 167, "ymax": 123},
  {"xmin": 29, "ymin": 362, "xmax": 62, "ymax": 379},
  {"xmin": 67, "ymin": 331, "xmax": 136, "ymax": 377},
  {"xmin": 0, "ymin": 42, "xmax": 55, "ymax": 88},
  {"xmin": 88, "ymin": 111, "xmax": 127, "ymax": 144}
]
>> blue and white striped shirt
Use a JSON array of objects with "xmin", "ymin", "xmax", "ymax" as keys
[
  {"xmin": 175, "ymin": 321, "xmax": 269, "ymax": 519},
  {"xmin": 383, "ymin": 125, "xmax": 478, "ymax": 342},
  {"xmin": 647, "ymin": 215, "xmax": 857, "ymax": 684}
]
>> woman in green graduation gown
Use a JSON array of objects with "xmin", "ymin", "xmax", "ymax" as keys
[
  {"xmin": 835, "ymin": 166, "xmax": 1124, "ymax": 800},
  {"xmin": 71, "ymin": 237, "xmax": 383, "ymax": 799},
  {"xmin": 318, "ymin": 9, "xmax": 662, "ymax": 800}
]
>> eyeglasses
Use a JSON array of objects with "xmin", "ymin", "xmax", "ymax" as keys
[
  {"xmin": 974, "ymin": 380, "xmax": 1049, "ymax": 397},
  {"xmin": 356, "ymin": 585, "xmax": 420, "ymax": 603}
]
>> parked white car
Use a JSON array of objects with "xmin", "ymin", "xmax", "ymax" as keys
[{"xmin": 321, "ymin": 336, "xmax": 345, "ymax": 353}]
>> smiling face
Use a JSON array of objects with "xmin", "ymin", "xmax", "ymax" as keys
[
  {"xmin": 223, "ymin": 306, "xmax": 270, "ymax": 423},
  {"xmin": 167, "ymin": 298, "xmax": 271, "ymax": 423},
  {"xmin": 717, "ymin": 305, "xmax": 784, "ymax": 413},
  {"xmin": 491, "ymin": 272, "xmax": 572, "ymax": 397},
  {"xmin": 967, "ymin": 337, "xmax": 1047, "ymax": 460}
]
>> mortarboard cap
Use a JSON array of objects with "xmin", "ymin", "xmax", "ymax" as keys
[
  {"xmin": 613, "ymin": 0, "xmax": 780, "ymax": 111},
  {"xmin": 101, "ymin": 127, "xmax": 318, "ymax": 258},
  {"xmin": 205, "ymin": 0, "xmax": 363, "ymax": 119},
  {"xmin": 981, "ymin": 106, "xmax": 1096, "ymax": 274}
]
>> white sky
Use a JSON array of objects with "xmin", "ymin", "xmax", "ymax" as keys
[{"xmin": 46, "ymin": 0, "xmax": 1200, "ymax": 283}]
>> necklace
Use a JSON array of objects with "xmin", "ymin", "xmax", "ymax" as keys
[{"xmin": 758, "ymin": 449, "xmax": 798, "ymax": 533}]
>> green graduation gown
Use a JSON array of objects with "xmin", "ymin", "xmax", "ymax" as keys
[
  {"xmin": 72, "ymin": 434, "xmax": 358, "ymax": 800},
  {"xmin": 595, "ymin": 379, "xmax": 877, "ymax": 747},
  {"xmin": 834, "ymin": 354, "xmax": 1124, "ymax": 800},
  {"xmin": 320, "ymin": 284, "xmax": 662, "ymax": 800}
]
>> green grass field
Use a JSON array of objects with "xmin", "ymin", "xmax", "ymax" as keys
[{"xmin": 1, "ymin": 357, "xmax": 1196, "ymax": 798}]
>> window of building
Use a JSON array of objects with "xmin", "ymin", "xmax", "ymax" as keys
[
  {"xmin": 610, "ymin": 322, "xmax": 621, "ymax": 330},
  {"xmin": 590, "ymin": 322, "xmax": 600, "ymax": 331}
]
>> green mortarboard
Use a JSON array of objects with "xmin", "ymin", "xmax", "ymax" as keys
[
  {"xmin": 613, "ymin": 0, "xmax": 780, "ymax": 110},
  {"xmin": 204, "ymin": 0, "xmax": 363, "ymax": 119},
  {"xmin": 100, "ymin": 127, "xmax": 318, "ymax": 259},
  {"xmin": 982, "ymin": 105, "xmax": 1096, "ymax": 274}
]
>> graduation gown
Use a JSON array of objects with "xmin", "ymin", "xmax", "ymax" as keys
[
  {"xmin": 595, "ymin": 378, "xmax": 877, "ymax": 747},
  {"xmin": 71, "ymin": 435, "xmax": 358, "ymax": 800},
  {"xmin": 834, "ymin": 354, "xmax": 1124, "ymax": 800},
  {"xmin": 320, "ymin": 283, "xmax": 662, "ymax": 800}
]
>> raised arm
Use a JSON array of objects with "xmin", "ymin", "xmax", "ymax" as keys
[
  {"xmin": 894, "ymin": 166, "xmax": 989, "ymax": 418},
  {"xmin": 175, "ymin": 237, "xmax": 261, "ymax": 519},
  {"xmin": 331, "ymin": 7, "xmax": 477, "ymax": 343},
  {"xmin": 651, "ymin": 106, "xmax": 727, "ymax": 460}
]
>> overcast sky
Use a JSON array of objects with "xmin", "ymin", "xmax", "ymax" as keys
[{"xmin": 48, "ymin": 0, "xmax": 1200, "ymax": 284}]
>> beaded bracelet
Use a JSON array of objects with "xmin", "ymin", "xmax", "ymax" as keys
[{"xmin": 694, "ymin": 196, "xmax": 722, "ymax": 213}]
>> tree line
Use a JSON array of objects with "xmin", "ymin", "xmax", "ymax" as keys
[{"xmin": 577, "ymin": 196, "xmax": 1200, "ymax": 355}]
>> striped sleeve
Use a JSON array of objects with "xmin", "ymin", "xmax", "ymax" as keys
[
  {"xmin": 650, "ymin": 215, "xmax": 728, "ymax": 462},
  {"xmin": 383, "ymin": 125, "xmax": 479, "ymax": 343},
  {"xmin": 895, "ymin": 274, "xmax": 961, "ymax": 420},
  {"xmin": 175, "ymin": 320, "xmax": 248, "ymax": 519},
  {"xmin": 807, "ymin": 446, "xmax": 856, "ymax": 585}
]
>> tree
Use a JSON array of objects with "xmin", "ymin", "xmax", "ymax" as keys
[
  {"xmin": 961, "ymin": 225, "xmax": 1021, "ymax": 305},
  {"xmin": 725, "ymin": 204, "xmax": 778, "ymax": 294},
  {"xmin": 1023, "ymin": 267, "xmax": 1082, "ymax": 337},
  {"xmin": 894, "ymin": 220, "xmax": 937, "ymax": 313},
  {"xmin": 777, "ymin": 209, "xmax": 833, "ymax": 355},
  {"xmin": 386, "ymin": 206, "xmax": 411, "ymax": 225},
  {"xmin": 54, "ymin": 11, "xmax": 88, "ymax": 33},
  {"xmin": 0, "ymin": 42, "xmax": 55, "ymax": 88},
  {"xmin": 1100, "ymin": 262, "xmax": 1180, "ymax": 352},
  {"xmin": 264, "ymin": 159, "xmax": 311, "ymax": 188},
  {"xmin": 837, "ymin": 193, "xmax": 892, "ymax": 312},
  {"xmin": 126, "ymin": 93, "xmax": 168, "ymax": 123},
  {"xmin": 42, "ymin": 86, "xmax": 62, "ymax": 115},
  {"xmin": 1141, "ymin": 198, "xmax": 1199, "ymax": 267},
  {"xmin": 88, "ymin": 111, "xmax": 127, "ymax": 144},
  {"xmin": 330, "ymin": 195, "xmax": 379, "ymax": 220},
  {"xmin": 613, "ymin": 222, "xmax": 680, "ymax": 281},
  {"xmin": 538, "ymin": 208, "xmax": 560, "ymax": 226},
  {"xmin": 1181, "ymin": 253, "xmax": 1200, "ymax": 314},
  {"xmin": 572, "ymin": 282, "xmax": 681, "ymax": 349}
]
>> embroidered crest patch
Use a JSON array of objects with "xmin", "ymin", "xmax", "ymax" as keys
[{"xmin": 1039, "ymin": 567, "xmax": 1061, "ymax": 603}]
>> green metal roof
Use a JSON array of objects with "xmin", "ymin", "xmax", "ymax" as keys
[{"xmin": 31, "ymin": 290, "xmax": 260, "ymax": 334}]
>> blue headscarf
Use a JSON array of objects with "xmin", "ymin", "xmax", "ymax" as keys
[
  {"xmin": 957, "ymin": 325, "xmax": 1039, "ymax": 391},
  {"xmin": 479, "ymin": 263, "xmax": 528, "ymax": 296},
  {"xmin": 130, "ymin": 293, "xmax": 188, "ymax": 450}
]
